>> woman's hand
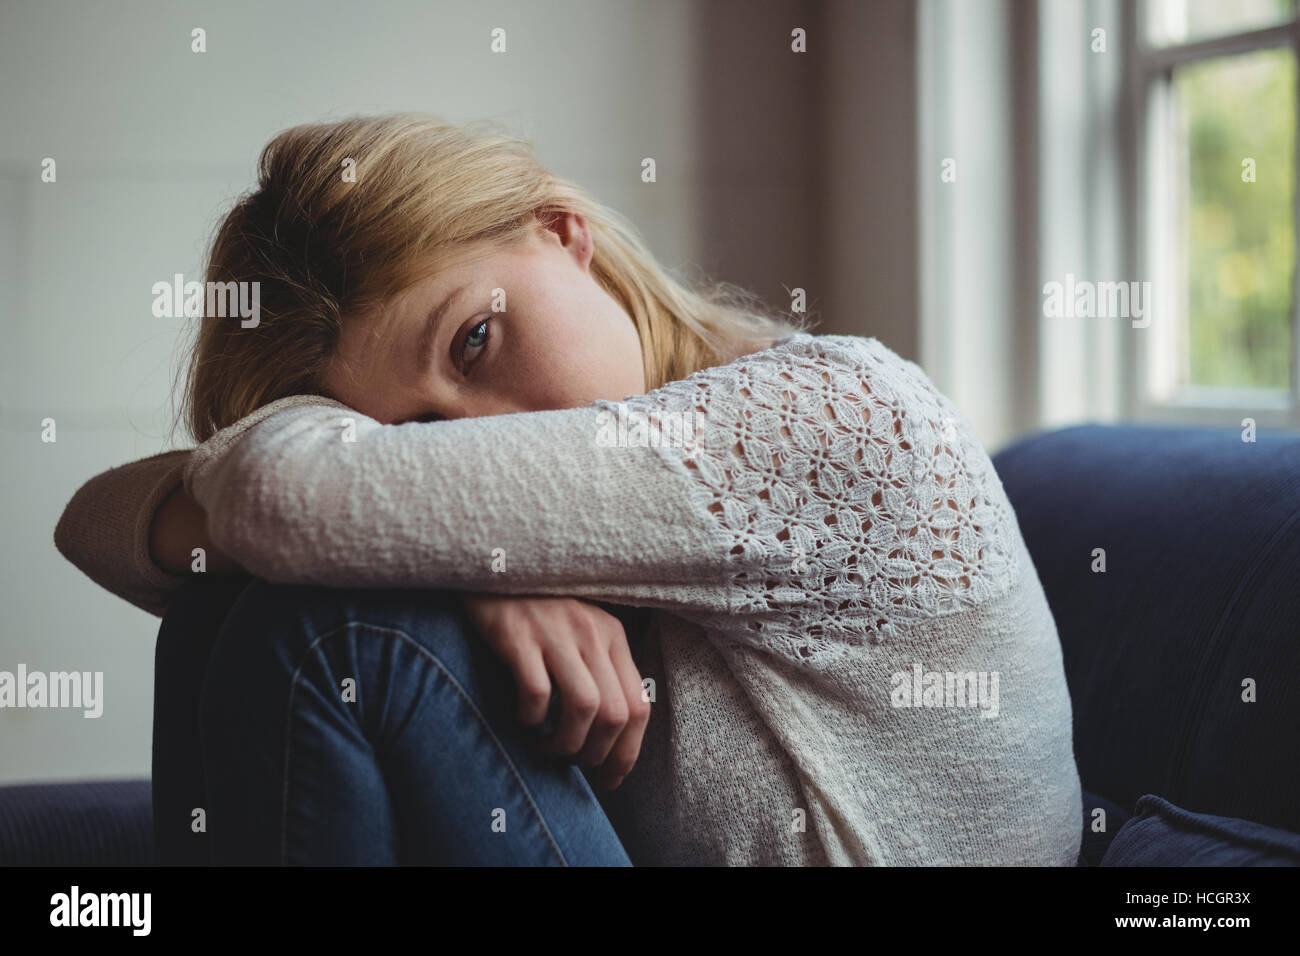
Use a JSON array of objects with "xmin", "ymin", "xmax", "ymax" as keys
[
  {"xmin": 150, "ymin": 484, "xmax": 244, "ymax": 575},
  {"xmin": 458, "ymin": 593, "xmax": 650, "ymax": 792}
]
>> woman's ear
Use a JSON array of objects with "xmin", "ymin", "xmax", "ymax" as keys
[{"xmin": 536, "ymin": 207, "xmax": 594, "ymax": 269}]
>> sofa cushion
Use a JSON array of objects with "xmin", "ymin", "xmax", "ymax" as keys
[
  {"xmin": 1100, "ymin": 793, "xmax": 1300, "ymax": 866},
  {"xmin": 993, "ymin": 424, "xmax": 1300, "ymax": 835},
  {"xmin": 0, "ymin": 778, "xmax": 152, "ymax": 865}
]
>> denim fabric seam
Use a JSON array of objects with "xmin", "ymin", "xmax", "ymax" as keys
[{"xmin": 279, "ymin": 619, "xmax": 569, "ymax": 865}]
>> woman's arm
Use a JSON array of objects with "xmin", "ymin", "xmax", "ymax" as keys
[
  {"xmin": 53, "ymin": 450, "xmax": 209, "ymax": 617},
  {"xmin": 53, "ymin": 395, "xmax": 348, "ymax": 616},
  {"xmin": 185, "ymin": 333, "xmax": 1021, "ymax": 669},
  {"xmin": 186, "ymin": 394, "xmax": 733, "ymax": 614},
  {"xmin": 183, "ymin": 349, "xmax": 785, "ymax": 617}
]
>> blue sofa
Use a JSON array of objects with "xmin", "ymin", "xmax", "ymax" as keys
[{"xmin": 4, "ymin": 423, "xmax": 1298, "ymax": 865}]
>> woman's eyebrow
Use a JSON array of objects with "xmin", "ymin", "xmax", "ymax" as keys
[{"xmin": 416, "ymin": 283, "xmax": 471, "ymax": 371}]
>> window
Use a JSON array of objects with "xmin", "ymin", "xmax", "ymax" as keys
[{"xmin": 1128, "ymin": 0, "xmax": 1298, "ymax": 424}]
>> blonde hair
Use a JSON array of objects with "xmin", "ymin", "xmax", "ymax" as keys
[{"xmin": 179, "ymin": 113, "xmax": 811, "ymax": 442}]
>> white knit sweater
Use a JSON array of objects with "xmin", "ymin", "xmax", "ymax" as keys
[{"xmin": 54, "ymin": 332, "xmax": 1083, "ymax": 865}]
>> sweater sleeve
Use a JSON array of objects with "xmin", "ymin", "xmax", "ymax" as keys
[
  {"xmin": 183, "ymin": 333, "xmax": 1022, "ymax": 668},
  {"xmin": 50, "ymin": 395, "xmax": 355, "ymax": 619},
  {"xmin": 182, "ymin": 391, "xmax": 735, "ymax": 616},
  {"xmin": 53, "ymin": 449, "xmax": 194, "ymax": 618}
]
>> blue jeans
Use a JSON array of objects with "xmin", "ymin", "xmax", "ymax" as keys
[{"xmin": 152, "ymin": 577, "xmax": 633, "ymax": 865}]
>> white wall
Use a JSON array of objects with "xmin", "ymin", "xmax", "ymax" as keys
[{"xmin": 0, "ymin": 0, "xmax": 706, "ymax": 784}]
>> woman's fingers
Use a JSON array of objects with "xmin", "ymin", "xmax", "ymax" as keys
[
  {"xmin": 573, "ymin": 638, "xmax": 631, "ymax": 770},
  {"xmin": 458, "ymin": 592, "xmax": 648, "ymax": 784},
  {"xmin": 538, "ymin": 643, "xmax": 602, "ymax": 757},
  {"xmin": 502, "ymin": 639, "xmax": 552, "ymax": 727},
  {"xmin": 597, "ymin": 633, "xmax": 651, "ymax": 791}
]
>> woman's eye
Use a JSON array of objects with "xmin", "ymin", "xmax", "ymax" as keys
[{"xmin": 462, "ymin": 318, "xmax": 490, "ymax": 366}]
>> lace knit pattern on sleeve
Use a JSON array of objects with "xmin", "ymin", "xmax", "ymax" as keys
[{"xmin": 596, "ymin": 333, "xmax": 1022, "ymax": 670}]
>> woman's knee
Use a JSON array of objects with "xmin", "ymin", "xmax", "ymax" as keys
[
  {"xmin": 198, "ymin": 581, "xmax": 479, "ymax": 725},
  {"xmin": 156, "ymin": 575, "xmax": 253, "ymax": 671},
  {"xmin": 208, "ymin": 580, "xmax": 463, "ymax": 663}
]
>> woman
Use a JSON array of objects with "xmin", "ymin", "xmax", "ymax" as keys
[{"xmin": 55, "ymin": 113, "xmax": 1083, "ymax": 866}]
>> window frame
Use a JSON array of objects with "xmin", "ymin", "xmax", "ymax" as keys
[{"xmin": 1121, "ymin": 1, "xmax": 1300, "ymax": 428}]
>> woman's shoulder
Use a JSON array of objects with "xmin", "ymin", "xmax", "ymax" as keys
[
  {"xmin": 620, "ymin": 331, "xmax": 948, "ymax": 431},
  {"xmin": 769, "ymin": 331, "xmax": 925, "ymax": 379},
  {"xmin": 713, "ymin": 332, "xmax": 947, "ymax": 415},
  {"xmin": 637, "ymin": 329, "xmax": 1026, "ymax": 657}
]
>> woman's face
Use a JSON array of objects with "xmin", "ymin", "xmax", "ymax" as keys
[{"xmin": 322, "ymin": 212, "xmax": 647, "ymax": 423}]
